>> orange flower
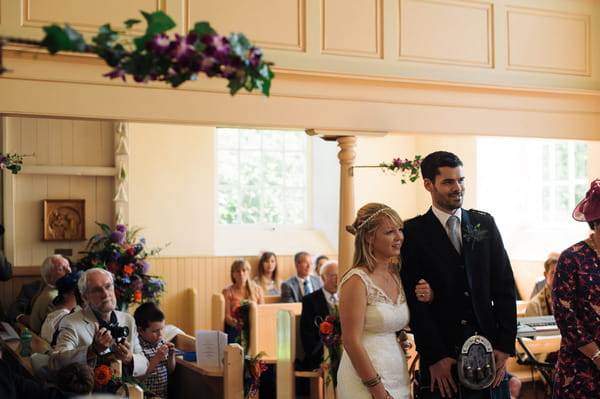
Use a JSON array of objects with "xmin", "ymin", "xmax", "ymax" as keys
[
  {"xmin": 123, "ymin": 265, "xmax": 134, "ymax": 275},
  {"xmin": 94, "ymin": 364, "xmax": 112, "ymax": 386},
  {"xmin": 232, "ymin": 303, "xmax": 241, "ymax": 314},
  {"xmin": 133, "ymin": 290, "xmax": 142, "ymax": 302},
  {"xmin": 319, "ymin": 321, "xmax": 334, "ymax": 335}
]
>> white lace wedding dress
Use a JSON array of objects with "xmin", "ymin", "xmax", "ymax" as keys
[{"xmin": 337, "ymin": 269, "xmax": 411, "ymax": 399}]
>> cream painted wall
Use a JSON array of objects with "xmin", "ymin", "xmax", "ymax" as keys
[{"xmin": 128, "ymin": 123, "xmax": 215, "ymax": 256}]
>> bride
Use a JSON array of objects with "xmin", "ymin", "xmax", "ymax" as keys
[{"xmin": 338, "ymin": 203, "xmax": 431, "ymax": 399}]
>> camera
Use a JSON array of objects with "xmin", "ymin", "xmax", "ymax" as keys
[{"xmin": 108, "ymin": 325, "xmax": 129, "ymax": 344}]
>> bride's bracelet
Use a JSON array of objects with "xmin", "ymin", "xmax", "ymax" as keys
[{"xmin": 362, "ymin": 373, "xmax": 382, "ymax": 387}]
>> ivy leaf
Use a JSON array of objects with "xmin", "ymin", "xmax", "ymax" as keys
[
  {"xmin": 41, "ymin": 24, "xmax": 88, "ymax": 53},
  {"xmin": 228, "ymin": 78, "xmax": 244, "ymax": 96},
  {"xmin": 229, "ymin": 33, "xmax": 251, "ymax": 56},
  {"xmin": 93, "ymin": 24, "xmax": 119, "ymax": 48},
  {"xmin": 124, "ymin": 19, "xmax": 141, "ymax": 29},
  {"xmin": 141, "ymin": 10, "xmax": 176, "ymax": 35},
  {"xmin": 191, "ymin": 21, "xmax": 215, "ymax": 37}
]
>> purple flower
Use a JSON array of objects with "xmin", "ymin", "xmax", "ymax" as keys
[
  {"xmin": 221, "ymin": 57, "xmax": 243, "ymax": 79},
  {"xmin": 146, "ymin": 33, "xmax": 171, "ymax": 55},
  {"xmin": 248, "ymin": 47, "xmax": 263, "ymax": 68},
  {"xmin": 115, "ymin": 224, "xmax": 127, "ymax": 233},
  {"xmin": 109, "ymin": 231, "xmax": 124, "ymax": 244},
  {"xmin": 110, "ymin": 251, "xmax": 121, "ymax": 261},
  {"xmin": 139, "ymin": 260, "xmax": 151, "ymax": 274},
  {"xmin": 201, "ymin": 33, "xmax": 231, "ymax": 63},
  {"xmin": 169, "ymin": 33, "xmax": 197, "ymax": 61},
  {"xmin": 140, "ymin": 238, "xmax": 146, "ymax": 244}
]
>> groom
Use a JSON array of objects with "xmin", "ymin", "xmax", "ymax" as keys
[{"xmin": 401, "ymin": 151, "xmax": 516, "ymax": 399}]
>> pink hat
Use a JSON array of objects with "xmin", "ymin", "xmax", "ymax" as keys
[{"xmin": 572, "ymin": 179, "xmax": 600, "ymax": 222}]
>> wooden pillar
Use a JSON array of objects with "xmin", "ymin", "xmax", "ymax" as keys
[{"xmin": 336, "ymin": 136, "xmax": 356, "ymax": 274}]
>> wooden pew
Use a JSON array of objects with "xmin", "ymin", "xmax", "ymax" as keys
[
  {"xmin": 171, "ymin": 333, "xmax": 244, "ymax": 399},
  {"xmin": 248, "ymin": 301, "xmax": 302, "ymax": 360},
  {"xmin": 276, "ymin": 309, "xmax": 325, "ymax": 399},
  {"xmin": 212, "ymin": 293, "xmax": 226, "ymax": 331}
]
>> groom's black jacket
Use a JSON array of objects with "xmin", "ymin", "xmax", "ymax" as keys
[{"xmin": 401, "ymin": 208, "xmax": 516, "ymax": 367}]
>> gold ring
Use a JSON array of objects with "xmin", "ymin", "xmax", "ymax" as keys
[{"xmin": 419, "ymin": 293, "xmax": 425, "ymax": 297}]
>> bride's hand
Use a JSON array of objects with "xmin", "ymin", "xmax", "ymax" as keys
[{"xmin": 415, "ymin": 279, "xmax": 434, "ymax": 303}]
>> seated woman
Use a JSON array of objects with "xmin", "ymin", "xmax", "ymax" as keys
[
  {"xmin": 253, "ymin": 252, "xmax": 281, "ymax": 296},
  {"xmin": 223, "ymin": 258, "xmax": 264, "ymax": 343},
  {"xmin": 314, "ymin": 254, "xmax": 329, "ymax": 276},
  {"xmin": 40, "ymin": 271, "xmax": 83, "ymax": 345}
]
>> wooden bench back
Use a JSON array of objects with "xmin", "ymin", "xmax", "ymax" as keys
[{"xmin": 249, "ymin": 301, "xmax": 302, "ymax": 358}]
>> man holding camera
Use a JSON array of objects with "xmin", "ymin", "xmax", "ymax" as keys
[{"xmin": 50, "ymin": 268, "xmax": 148, "ymax": 377}]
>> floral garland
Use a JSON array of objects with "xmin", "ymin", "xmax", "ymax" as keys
[
  {"xmin": 317, "ymin": 313, "xmax": 342, "ymax": 388},
  {"xmin": 36, "ymin": 11, "xmax": 274, "ymax": 95},
  {"xmin": 379, "ymin": 156, "xmax": 422, "ymax": 184},
  {"xmin": 232, "ymin": 300, "xmax": 268, "ymax": 399},
  {"xmin": 0, "ymin": 152, "xmax": 31, "ymax": 174},
  {"xmin": 77, "ymin": 222, "xmax": 166, "ymax": 310}
]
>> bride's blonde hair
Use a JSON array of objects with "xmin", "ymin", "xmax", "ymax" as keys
[{"xmin": 346, "ymin": 202, "xmax": 403, "ymax": 273}]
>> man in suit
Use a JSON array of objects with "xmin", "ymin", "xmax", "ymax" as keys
[
  {"xmin": 401, "ymin": 151, "xmax": 516, "ymax": 399},
  {"xmin": 298, "ymin": 260, "xmax": 338, "ymax": 371},
  {"xmin": 49, "ymin": 268, "xmax": 148, "ymax": 377},
  {"xmin": 281, "ymin": 251, "xmax": 323, "ymax": 303}
]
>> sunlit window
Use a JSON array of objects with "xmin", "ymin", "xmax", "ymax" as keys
[
  {"xmin": 216, "ymin": 128, "xmax": 308, "ymax": 225},
  {"xmin": 477, "ymin": 137, "xmax": 589, "ymax": 259}
]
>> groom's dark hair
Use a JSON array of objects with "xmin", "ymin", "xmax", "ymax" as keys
[{"xmin": 421, "ymin": 151, "xmax": 463, "ymax": 182}]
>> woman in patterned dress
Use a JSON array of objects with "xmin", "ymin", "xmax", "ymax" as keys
[{"xmin": 552, "ymin": 179, "xmax": 600, "ymax": 398}]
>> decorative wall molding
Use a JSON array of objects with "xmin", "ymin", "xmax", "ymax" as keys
[
  {"xmin": 321, "ymin": 0, "xmax": 382, "ymax": 58},
  {"xmin": 188, "ymin": 0, "xmax": 306, "ymax": 52},
  {"xmin": 506, "ymin": 6, "xmax": 591, "ymax": 76},
  {"xmin": 399, "ymin": 0, "xmax": 494, "ymax": 67}
]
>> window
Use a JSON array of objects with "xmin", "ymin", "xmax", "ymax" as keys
[
  {"xmin": 216, "ymin": 128, "xmax": 308, "ymax": 225},
  {"xmin": 477, "ymin": 137, "xmax": 589, "ymax": 260}
]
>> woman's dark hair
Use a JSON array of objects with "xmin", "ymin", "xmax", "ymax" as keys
[
  {"xmin": 56, "ymin": 362, "xmax": 95, "ymax": 394},
  {"xmin": 134, "ymin": 302, "xmax": 165, "ymax": 330},
  {"xmin": 53, "ymin": 271, "xmax": 83, "ymax": 307},
  {"xmin": 258, "ymin": 251, "xmax": 278, "ymax": 279},
  {"xmin": 420, "ymin": 151, "xmax": 463, "ymax": 182},
  {"xmin": 589, "ymin": 219, "xmax": 600, "ymax": 230}
]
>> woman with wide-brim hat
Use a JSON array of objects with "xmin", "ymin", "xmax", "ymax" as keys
[{"xmin": 552, "ymin": 178, "xmax": 600, "ymax": 398}]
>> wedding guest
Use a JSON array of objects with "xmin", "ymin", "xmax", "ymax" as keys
[
  {"xmin": 402, "ymin": 151, "xmax": 516, "ymax": 399},
  {"xmin": 253, "ymin": 251, "xmax": 281, "ymax": 296},
  {"xmin": 41, "ymin": 271, "xmax": 84, "ymax": 345},
  {"xmin": 55, "ymin": 362, "xmax": 95, "ymax": 395},
  {"xmin": 529, "ymin": 252, "xmax": 560, "ymax": 299},
  {"xmin": 281, "ymin": 251, "xmax": 323, "ymax": 303},
  {"xmin": 552, "ymin": 178, "xmax": 600, "ymax": 397},
  {"xmin": 337, "ymin": 203, "xmax": 431, "ymax": 399},
  {"xmin": 0, "ymin": 355, "xmax": 74, "ymax": 399},
  {"xmin": 314, "ymin": 255, "xmax": 329, "ymax": 276},
  {"xmin": 7, "ymin": 279, "xmax": 42, "ymax": 326},
  {"xmin": 0, "ymin": 224, "xmax": 13, "ymax": 320},
  {"xmin": 49, "ymin": 268, "xmax": 148, "ymax": 377},
  {"xmin": 30, "ymin": 255, "xmax": 72, "ymax": 334},
  {"xmin": 222, "ymin": 258, "xmax": 264, "ymax": 343},
  {"xmin": 525, "ymin": 256, "xmax": 557, "ymax": 317},
  {"xmin": 298, "ymin": 260, "xmax": 339, "ymax": 371},
  {"xmin": 134, "ymin": 302, "xmax": 175, "ymax": 399}
]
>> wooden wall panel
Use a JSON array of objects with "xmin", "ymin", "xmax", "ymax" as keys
[
  {"xmin": 188, "ymin": 0, "xmax": 305, "ymax": 51},
  {"xmin": 321, "ymin": 0, "xmax": 382, "ymax": 57},
  {"xmin": 506, "ymin": 7, "xmax": 590, "ymax": 76},
  {"xmin": 23, "ymin": 0, "xmax": 164, "ymax": 32},
  {"xmin": 399, "ymin": 0, "xmax": 493, "ymax": 67}
]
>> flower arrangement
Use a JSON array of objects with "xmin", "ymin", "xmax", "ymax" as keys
[
  {"xmin": 0, "ymin": 152, "xmax": 32, "ymax": 174},
  {"xmin": 379, "ymin": 156, "xmax": 422, "ymax": 184},
  {"xmin": 77, "ymin": 222, "xmax": 166, "ymax": 310},
  {"xmin": 463, "ymin": 223, "xmax": 488, "ymax": 250},
  {"xmin": 93, "ymin": 363, "xmax": 146, "ymax": 395},
  {"xmin": 244, "ymin": 352, "xmax": 268, "ymax": 399},
  {"xmin": 37, "ymin": 10, "xmax": 274, "ymax": 95},
  {"xmin": 232, "ymin": 300, "xmax": 251, "ymax": 351},
  {"xmin": 317, "ymin": 313, "xmax": 343, "ymax": 387},
  {"xmin": 231, "ymin": 300, "xmax": 268, "ymax": 399}
]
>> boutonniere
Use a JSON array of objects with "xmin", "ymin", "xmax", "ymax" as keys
[{"xmin": 463, "ymin": 223, "xmax": 488, "ymax": 249}]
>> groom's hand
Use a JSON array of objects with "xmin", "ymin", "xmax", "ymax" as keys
[
  {"xmin": 492, "ymin": 349, "xmax": 509, "ymax": 387},
  {"xmin": 429, "ymin": 357, "xmax": 457, "ymax": 398}
]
